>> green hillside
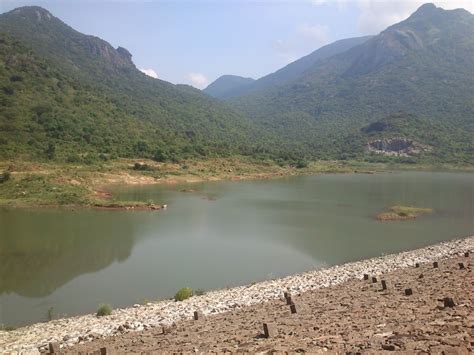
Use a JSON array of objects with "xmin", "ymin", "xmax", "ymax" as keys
[
  {"xmin": 230, "ymin": 4, "xmax": 474, "ymax": 163},
  {"xmin": 205, "ymin": 36, "xmax": 371, "ymax": 99},
  {"xmin": 204, "ymin": 75, "xmax": 255, "ymax": 99},
  {"xmin": 0, "ymin": 6, "xmax": 273, "ymax": 163}
]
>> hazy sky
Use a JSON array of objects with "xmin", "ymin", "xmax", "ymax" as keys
[{"xmin": 1, "ymin": 0, "xmax": 472, "ymax": 88}]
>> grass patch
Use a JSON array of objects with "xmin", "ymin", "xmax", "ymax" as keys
[
  {"xmin": 377, "ymin": 205, "xmax": 434, "ymax": 221},
  {"xmin": 96, "ymin": 304, "xmax": 113, "ymax": 317},
  {"xmin": 174, "ymin": 287, "xmax": 193, "ymax": 301}
]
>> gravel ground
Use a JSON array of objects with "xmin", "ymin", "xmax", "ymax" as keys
[{"xmin": 69, "ymin": 252, "xmax": 473, "ymax": 354}]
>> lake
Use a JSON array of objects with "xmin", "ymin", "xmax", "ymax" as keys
[{"xmin": 0, "ymin": 171, "xmax": 473, "ymax": 326}]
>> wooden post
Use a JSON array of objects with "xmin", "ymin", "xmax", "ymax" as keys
[
  {"xmin": 363, "ymin": 274, "xmax": 369, "ymax": 280},
  {"xmin": 372, "ymin": 276, "xmax": 377, "ymax": 283},
  {"xmin": 433, "ymin": 261, "xmax": 438, "ymax": 268},
  {"xmin": 415, "ymin": 263, "xmax": 420, "ymax": 268},
  {"xmin": 263, "ymin": 323, "xmax": 277, "ymax": 338},
  {"xmin": 286, "ymin": 295, "xmax": 292, "ymax": 305},
  {"xmin": 100, "ymin": 348, "xmax": 107, "ymax": 355},
  {"xmin": 381, "ymin": 280, "xmax": 387, "ymax": 290},
  {"xmin": 443, "ymin": 297, "xmax": 455, "ymax": 308},
  {"xmin": 193, "ymin": 310, "xmax": 205, "ymax": 321},
  {"xmin": 48, "ymin": 343, "xmax": 60, "ymax": 354},
  {"xmin": 459, "ymin": 263, "xmax": 465, "ymax": 270},
  {"xmin": 290, "ymin": 304, "xmax": 297, "ymax": 314}
]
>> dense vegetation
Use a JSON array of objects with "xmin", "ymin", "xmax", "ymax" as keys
[
  {"xmin": 0, "ymin": 7, "xmax": 282, "ymax": 163},
  {"xmin": 0, "ymin": 4, "xmax": 473, "ymax": 166},
  {"xmin": 227, "ymin": 4, "xmax": 474, "ymax": 164}
]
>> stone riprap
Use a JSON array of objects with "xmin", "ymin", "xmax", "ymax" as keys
[{"xmin": 1, "ymin": 236, "xmax": 472, "ymax": 353}]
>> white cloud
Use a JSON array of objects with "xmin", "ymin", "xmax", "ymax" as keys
[
  {"xmin": 310, "ymin": 0, "xmax": 474, "ymax": 35},
  {"xmin": 187, "ymin": 73, "xmax": 209, "ymax": 89},
  {"xmin": 274, "ymin": 23, "xmax": 330, "ymax": 64},
  {"xmin": 139, "ymin": 68, "xmax": 158, "ymax": 79}
]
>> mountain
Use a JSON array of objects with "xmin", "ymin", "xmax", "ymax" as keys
[
  {"xmin": 0, "ymin": 6, "xmax": 273, "ymax": 162},
  {"xmin": 204, "ymin": 75, "xmax": 255, "ymax": 98},
  {"xmin": 206, "ymin": 36, "xmax": 372, "ymax": 99},
  {"xmin": 230, "ymin": 3, "xmax": 474, "ymax": 163}
]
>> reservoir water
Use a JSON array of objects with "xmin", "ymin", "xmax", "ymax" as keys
[{"xmin": 1, "ymin": 171, "xmax": 473, "ymax": 326}]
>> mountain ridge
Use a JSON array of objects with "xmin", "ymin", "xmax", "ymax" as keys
[
  {"xmin": 227, "ymin": 3, "xmax": 474, "ymax": 163},
  {"xmin": 205, "ymin": 35, "xmax": 372, "ymax": 99},
  {"xmin": 0, "ymin": 6, "xmax": 278, "ymax": 162}
]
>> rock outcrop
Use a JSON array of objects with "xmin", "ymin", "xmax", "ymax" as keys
[{"xmin": 367, "ymin": 138, "xmax": 431, "ymax": 156}]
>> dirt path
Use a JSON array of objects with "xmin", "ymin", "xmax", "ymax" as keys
[{"xmin": 67, "ymin": 254, "xmax": 473, "ymax": 354}]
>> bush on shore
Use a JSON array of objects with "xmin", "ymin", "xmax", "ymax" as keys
[
  {"xmin": 174, "ymin": 287, "xmax": 193, "ymax": 301},
  {"xmin": 96, "ymin": 304, "xmax": 112, "ymax": 317}
]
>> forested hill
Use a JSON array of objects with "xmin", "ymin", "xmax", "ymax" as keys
[
  {"xmin": 1, "ymin": 5, "xmax": 473, "ymax": 165},
  {"xmin": 205, "ymin": 36, "xmax": 372, "ymax": 99},
  {"xmin": 229, "ymin": 3, "xmax": 474, "ymax": 163},
  {"xmin": 203, "ymin": 75, "xmax": 255, "ymax": 99},
  {"xmin": 0, "ymin": 6, "xmax": 277, "ymax": 162}
]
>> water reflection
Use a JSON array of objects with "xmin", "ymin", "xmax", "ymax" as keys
[
  {"xmin": 0, "ymin": 209, "xmax": 140, "ymax": 297},
  {"xmin": 0, "ymin": 172, "xmax": 472, "ymax": 326}
]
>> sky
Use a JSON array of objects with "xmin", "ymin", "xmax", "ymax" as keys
[{"xmin": 1, "ymin": 0, "xmax": 473, "ymax": 88}]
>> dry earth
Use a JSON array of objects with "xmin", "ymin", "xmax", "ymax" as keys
[{"xmin": 67, "ymin": 253, "xmax": 473, "ymax": 354}]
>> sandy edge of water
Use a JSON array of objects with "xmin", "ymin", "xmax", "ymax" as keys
[{"xmin": 1, "ymin": 236, "xmax": 473, "ymax": 353}]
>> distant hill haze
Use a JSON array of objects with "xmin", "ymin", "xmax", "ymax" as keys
[
  {"xmin": 204, "ymin": 36, "xmax": 372, "ymax": 99},
  {"xmin": 203, "ymin": 75, "xmax": 255, "ymax": 99}
]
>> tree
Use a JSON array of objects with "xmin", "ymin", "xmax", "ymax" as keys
[{"xmin": 45, "ymin": 143, "xmax": 56, "ymax": 160}]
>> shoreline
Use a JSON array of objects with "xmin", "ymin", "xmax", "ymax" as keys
[
  {"xmin": 1, "ymin": 236, "xmax": 472, "ymax": 353},
  {"xmin": 1, "ymin": 158, "xmax": 474, "ymax": 210}
]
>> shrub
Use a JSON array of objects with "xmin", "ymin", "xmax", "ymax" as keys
[
  {"xmin": 194, "ymin": 289, "xmax": 206, "ymax": 296},
  {"xmin": 45, "ymin": 143, "xmax": 56, "ymax": 160},
  {"xmin": 3, "ymin": 86, "xmax": 14, "ymax": 95},
  {"xmin": 133, "ymin": 162, "xmax": 153, "ymax": 171},
  {"xmin": 10, "ymin": 75, "xmax": 23, "ymax": 82},
  {"xmin": 66, "ymin": 154, "xmax": 81, "ymax": 163},
  {"xmin": 174, "ymin": 287, "xmax": 193, "ymax": 301},
  {"xmin": 96, "ymin": 304, "xmax": 112, "ymax": 317},
  {"xmin": 0, "ymin": 324, "xmax": 16, "ymax": 331},
  {"xmin": 0, "ymin": 171, "xmax": 11, "ymax": 183},
  {"xmin": 295, "ymin": 160, "xmax": 308, "ymax": 169}
]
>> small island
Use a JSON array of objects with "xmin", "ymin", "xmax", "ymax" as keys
[{"xmin": 376, "ymin": 205, "xmax": 433, "ymax": 221}]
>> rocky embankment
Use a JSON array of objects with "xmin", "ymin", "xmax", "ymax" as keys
[{"xmin": 1, "ymin": 237, "xmax": 472, "ymax": 353}]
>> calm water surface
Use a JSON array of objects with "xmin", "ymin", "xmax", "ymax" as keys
[{"xmin": 1, "ymin": 171, "xmax": 473, "ymax": 326}]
